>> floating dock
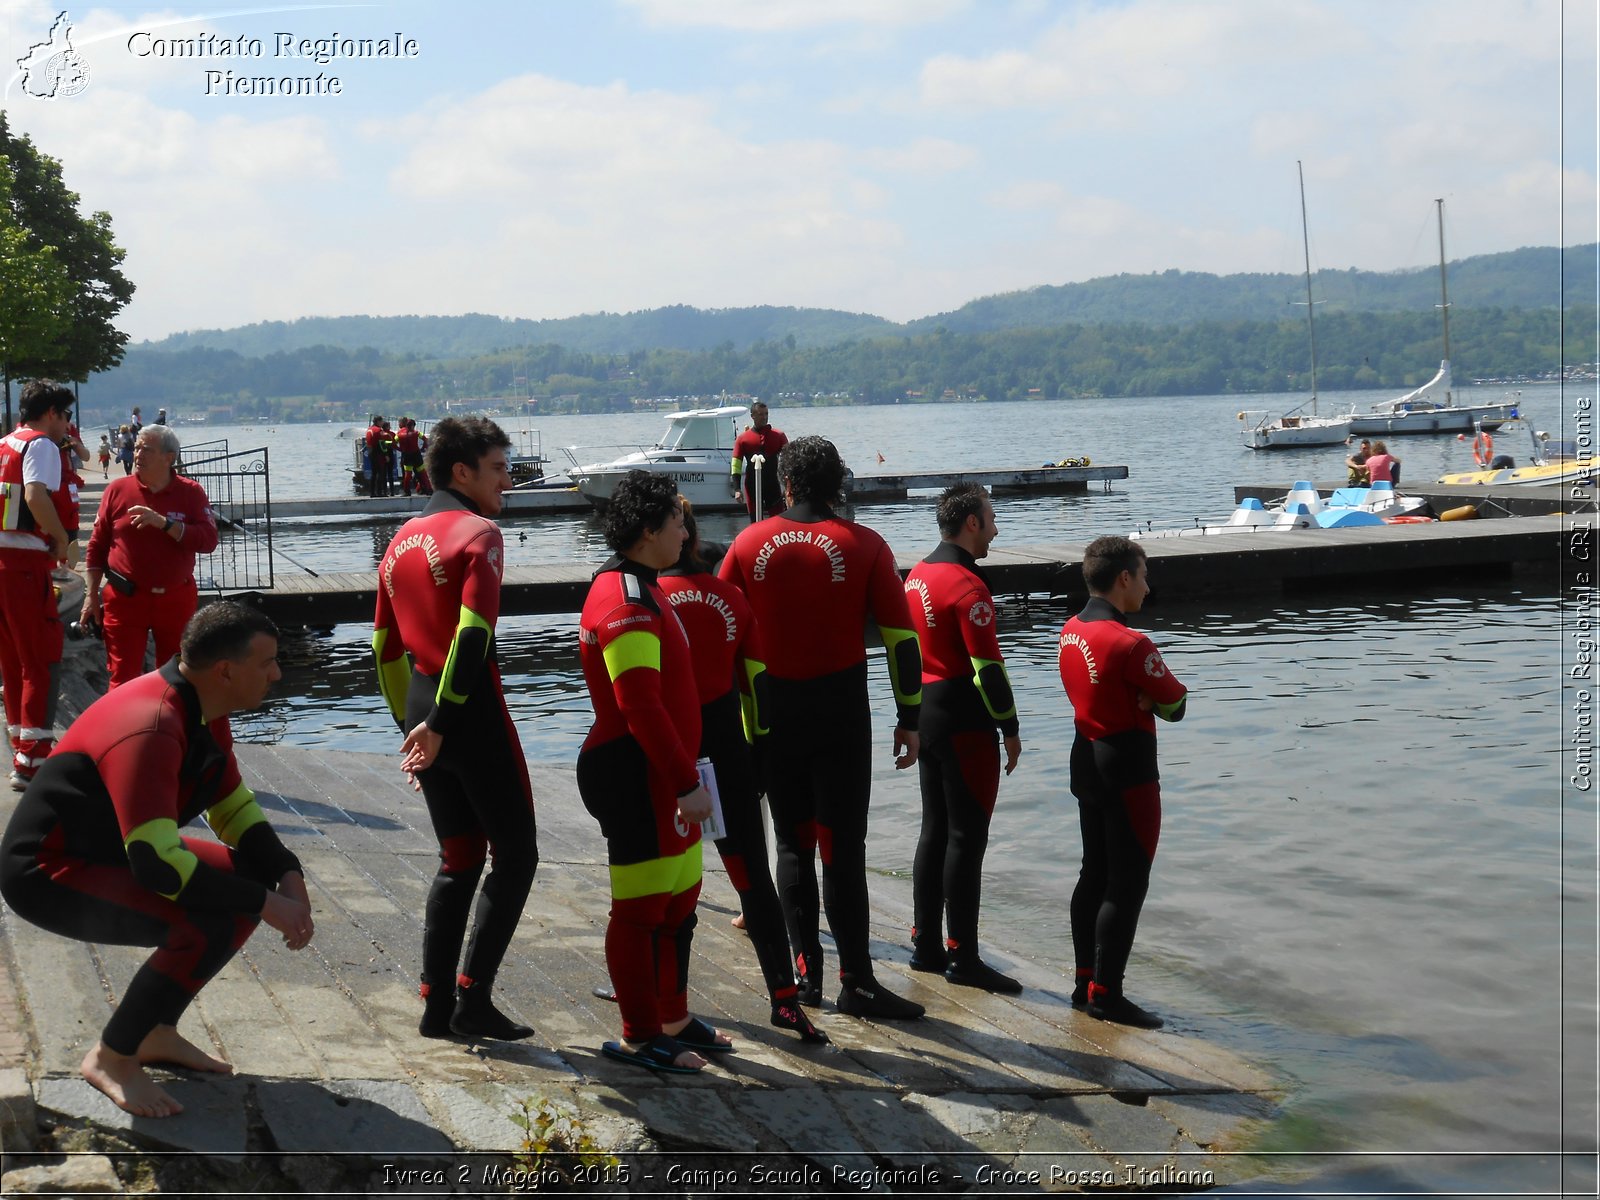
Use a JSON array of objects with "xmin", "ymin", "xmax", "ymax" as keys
[
  {"xmin": 236, "ymin": 516, "xmax": 1569, "ymax": 627},
  {"xmin": 1234, "ymin": 480, "xmax": 1594, "ymax": 518}
]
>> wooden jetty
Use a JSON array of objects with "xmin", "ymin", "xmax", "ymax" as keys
[
  {"xmin": 236, "ymin": 516, "xmax": 1569, "ymax": 627},
  {"xmin": 0, "ymin": 748, "xmax": 1277, "ymax": 1191}
]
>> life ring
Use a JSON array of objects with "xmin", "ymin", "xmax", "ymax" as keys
[
  {"xmin": 1472, "ymin": 431, "xmax": 1494, "ymax": 466},
  {"xmin": 1383, "ymin": 514, "xmax": 1433, "ymax": 524}
]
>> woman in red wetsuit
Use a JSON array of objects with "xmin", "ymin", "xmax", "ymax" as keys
[{"xmin": 659, "ymin": 503, "xmax": 827, "ymax": 1043}]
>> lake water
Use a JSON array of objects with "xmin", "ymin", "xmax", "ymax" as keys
[{"xmin": 174, "ymin": 383, "xmax": 1595, "ymax": 1194}]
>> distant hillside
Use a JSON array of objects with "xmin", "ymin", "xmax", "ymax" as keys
[{"xmin": 136, "ymin": 244, "xmax": 1594, "ymax": 361}]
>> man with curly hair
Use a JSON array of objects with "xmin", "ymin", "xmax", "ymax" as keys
[{"xmin": 719, "ymin": 436, "xmax": 925, "ymax": 1020}]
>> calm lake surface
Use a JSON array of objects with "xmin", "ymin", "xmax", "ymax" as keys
[{"xmin": 177, "ymin": 382, "xmax": 1594, "ymax": 1194}]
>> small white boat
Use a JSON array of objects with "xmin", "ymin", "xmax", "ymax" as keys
[
  {"xmin": 566, "ymin": 405, "xmax": 747, "ymax": 510},
  {"xmin": 1241, "ymin": 162, "xmax": 1353, "ymax": 450}
]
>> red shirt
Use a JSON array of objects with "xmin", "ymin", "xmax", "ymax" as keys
[
  {"xmin": 1058, "ymin": 597, "xmax": 1187, "ymax": 740},
  {"xmin": 85, "ymin": 473, "xmax": 218, "ymax": 589}
]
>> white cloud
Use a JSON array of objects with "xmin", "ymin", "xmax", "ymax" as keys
[
  {"xmin": 872, "ymin": 136, "xmax": 976, "ymax": 175},
  {"xmin": 619, "ymin": 0, "xmax": 968, "ymax": 32}
]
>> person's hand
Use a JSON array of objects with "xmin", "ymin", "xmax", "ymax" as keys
[
  {"xmin": 400, "ymin": 722, "xmax": 442, "ymax": 781},
  {"xmin": 1136, "ymin": 692, "xmax": 1154, "ymax": 712},
  {"xmin": 126, "ymin": 504, "xmax": 166, "ymax": 531},
  {"xmin": 1002, "ymin": 735, "xmax": 1022, "ymax": 775},
  {"xmin": 677, "ymin": 783, "xmax": 713, "ymax": 824},
  {"xmin": 261, "ymin": 888, "xmax": 314, "ymax": 950},
  {"xmin": 893, "ymin": 727, "xmax": 919, "ymax": 770}
]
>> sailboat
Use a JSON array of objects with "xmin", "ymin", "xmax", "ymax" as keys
[
  {"xmin": 1349, "ymin": 199, "xmax": 1520, "ymax": 435},
  {"xmin": 1240, "ymin": 162, "xmax": 1353, "ymax": 450}
]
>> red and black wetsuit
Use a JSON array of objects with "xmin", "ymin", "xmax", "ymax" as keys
[
  {"xmin": 364, "ymin": 424, "xmax": 386, "ymax": 497},
  {"xmin": 578, "ymin": 556, "xmax": 703, "ymax": 1043},
  {"xmin": 718, "ymin": 502, "xmax": 921, "ymax": 987},
  {"xmin": 396, "ymin": 427, "xmax": 423, "ymax": 496},
  {"xmin": 731, "ymin": 426, "xmax": 789, "ymax": 519},
  {"xmin": 0, "ymin": 659, "xmax": 301, "ymax": 1055},
  {"xmin": 659, "ymin": 565, "xmax": 803, "ymax": 1005},
  {"xmin": 1058, "ymin": 596, "xmax": 1187, "ymax": 1002},
  {"xmin": 904, "ymin": 541, "xmax": 1019, "ymax": 964},
  {"xmin": 373, "ymin": 487, "xmax": 537, "ymax": 1007}
]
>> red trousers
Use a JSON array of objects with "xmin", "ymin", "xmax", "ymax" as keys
[
  {"xmin": 0, "ymin": 551, "xmax": 63, "ymax": 773},
  {"xmin": 102, "ymin": 577, "xmax": 197, "ymax": 688}
]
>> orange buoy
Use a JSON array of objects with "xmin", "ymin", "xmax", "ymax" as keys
[
  {"xmin": 1440, "ymin": 504, "xmax": 1479, "ymax": 521},
  {"xmin": 1471, "ymin": 431, "xmax": 1494, "ymax": 466}
]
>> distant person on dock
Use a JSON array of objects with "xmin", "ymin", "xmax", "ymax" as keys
[
  {"xmin": 719, "ymin": 435, "xmax": 926, "ymax": 1020},
  {"xmin": 0, "ymin": 602, "xmax": 313, "ymax": 1119},
  {"xmin": 1365, "ymin": 440, "xmax": 1400, "ymax": 486},
  {"xmin": 377, "ymin": 419, "xmax": 398, "ymax": 497},
  {"xmin": 129, "ymin": 407, "xmax": 143, "ymax": 435},
  {"xmin": 373, "ymin": 415, "xmax": 539, "ymax": 1042},
  {"xmin": 657, "ymin": 499, "xmax": 828, "ymax": 1044},
  {"xmin": 905, "ymin": 483, "xmax": 1024, "ymax": 994},
  {"xmin": 1345, "ymin": 439, "xmax": 1371, "ymax": 486},
  {"xmin": 731, "ymin": 401, "xmax": 789, "ymax": 520},
  {"xmin": 577, "ymin": 471, "xmax": 726, "ymax": 1073},
  {"xmin": 117, "ymin": 425, "xmax": 135, "ymax": 475},
  {"xmin": 397, "ymin": 417, "xmax": 426, "ymax": 496},
  {"xmin": 97, "ymin": 434, "xmax": 111, "ymax": 479},
  {"xmin": 364, "ymin": 414, "xmax": 386, "ymax": 498},
  {"xmin": 1058, "ymin": 535, "xmax": 1188, "ymax": 1030},
  {"xmin": 81, "ymin": 425, "xmax": 218, "ymax": 689},
  {"xmin": 0, "ymin": 381, "xmax": 76, "ymax": 789},
  {"xmin": 154, "ymin": 408, "xmax": 167, "ymax": 426}
]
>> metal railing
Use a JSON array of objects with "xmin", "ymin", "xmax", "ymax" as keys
[{"xmin": 180, "ymin": 444, "xmax": 273, "ymax": 592}]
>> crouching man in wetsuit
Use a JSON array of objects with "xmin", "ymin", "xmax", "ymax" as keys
[
  {"xmin": 905, "ymin": 483, "xmax": 1024, "ymax": 993},
  {"xmin": 373, "ymin": 416, "xmax": 538, "ymax": 1041},
  {"xmin": 0, "ymin": 601, "xmax": 313, "ymax": 1118},
  {"xmin": 1058, "ymin": 536, "xmax": 1187, "ymax": 1030}
]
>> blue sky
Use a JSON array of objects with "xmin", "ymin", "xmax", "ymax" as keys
[{"xmin": 3, "ymin": 0, "xmax": 1596, "ymax": 343}]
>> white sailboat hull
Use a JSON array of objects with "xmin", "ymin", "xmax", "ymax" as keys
[{"xmin": 1240, "ymin": 411, "xmax": 1353, "ymax": 449}]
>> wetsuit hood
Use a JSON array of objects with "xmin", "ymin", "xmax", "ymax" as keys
[
  {"xmin": 782, "ymin": 500, "xmax": 835, "ymax": 525},
  {"xmin": 923, "ymin": 539, "xmax": 992, "ymax": 589},
  {"xmin": 423, "ymin": 487, "xmax": 482, "ymax": 518},
  {"xmin": 1078, "ymin": 595, "xmax": 1127, "ymax": 625}
]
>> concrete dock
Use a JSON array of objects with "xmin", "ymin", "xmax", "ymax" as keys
[
  {"xmin": 235, "ymin": 515, "xmax": 1570, "ymax": 628},
  {"xmin": 0, "ymin": 743, "xmax": 1277, "ymax": 1195}
]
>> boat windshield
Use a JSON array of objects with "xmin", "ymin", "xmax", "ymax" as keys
[{"xmin": 659, "ymin": 414, "xmax": 735, "ymax": 452}]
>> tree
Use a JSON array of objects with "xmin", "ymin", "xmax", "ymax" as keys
[
  {"xmin": 0, "ymin": 112, "xmax": 135, "ymax": 424},
  {"xmin": 0, "ymin": 166, "xmax": 74, "ymax": 396}
]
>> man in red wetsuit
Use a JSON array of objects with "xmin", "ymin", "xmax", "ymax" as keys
[
  {"xmin": 730, "ymin": 400, "xmax": 789, "ymax": 521},
  {"xmin": 1058, "ymin": 535, "xmax": 1188, "ymax": 1029},
  {"xmin": 0, "ymin": 601, "xmax": 313, "ymax": 1119},
  {"xmin": 373, "ymin": 416, "xmax": 538, "ymax": 1041},
  {"xmin": 396, "ymin": 417, "xmax": 425, "ymax": 496},
  {"xmin": 0, "ymin": 380, "xmax": 75, "ymax": 789},
  {"xmin": 81, "ymin": 424, "xmax": 219, "ymax": 688},
  {"xmin": 364, "ymin": 414, "xmax": 386, "ymax": 498},
  {"xmin": 579, "ymin": 470, "xmax": 725, "ymax": 1073},
  {"xmin": 719, "ymin": 435, "xmax": 925, "ymax": 1019},
  {"xmin": 904, "ymin": 483, "xmax": 1024, "ymax": 993}
]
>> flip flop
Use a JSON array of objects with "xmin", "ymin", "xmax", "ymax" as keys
[
  {"xmin": 600, "ymin": 1034, "xmax": 703, "ymax": 1075},
  {"xmin": 671, "ymin": 1016, "xmax": 735, "ymax": 1054},
  {"xmin": 592, "ymin": 984, "xmax": 618, "ymax": 1002}
]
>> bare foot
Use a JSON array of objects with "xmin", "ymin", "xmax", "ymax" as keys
[
  {"xmin": 731, "ymin": 912, "xmax": 746, "ymax": 930},
  {"xmin": 81, "ymin": 1043, "xmax": 184, "ymax": 1118},
  {"xmin": 137, "ymin": 1025, "xmax": 232, "ymax": 1074}
]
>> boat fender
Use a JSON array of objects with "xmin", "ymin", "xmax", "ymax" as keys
[
  {"xmin": 1472, "ymin": 431, "xmax": 1494, "ymax": 466},
  {"xmin": 1440, "ymin": 504, "xmax": 1479, "ymax": 522}
]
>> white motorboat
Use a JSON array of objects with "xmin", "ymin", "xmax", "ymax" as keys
[
  {"xmin": 566, "ymin": 405, "xmax": 747, "ymax": 510},
  {"xmin": 1348, "ymin": 200, "xmax": 1520, "ymax": 436},
  {"xmin": 1240, "ymin": 162, "xmax": 1353, "ymax": 450}
]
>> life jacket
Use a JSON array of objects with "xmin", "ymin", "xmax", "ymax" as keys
[{"xmin": 0, "ymin": 428, "xmax": 68, "ymax": 548}]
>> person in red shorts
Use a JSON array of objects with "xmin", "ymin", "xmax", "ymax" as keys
[
  {"xmin": 1058, "ymin": 535, "xmax": 1188, "ymax": 1029},
  {"xmin": 730, "ymin": 400, "xmax": 789, "ymax": 521},
  {"xmin": 0, "ymin": 601, "xmax": 313, "ymax": 1119},
  {"xmin": 81, "ymin": 424, "xmax": 218, "ymax": 689},
  {"xmin": 904, "ymin": 483, "xmax": 1024, "ymax": 993},
  {"xmin": 0, "ymin": 380, "xmax": 76, "ymax": 789},
  {"xmin": 578, "ymin": 470, "xmax": 726, "ymax": 1074},
  {"xmin": 718, "ymin": 435, "xmax": 925, "ymax": 1020},
  {"xmin": 374, "ymin": 416, "xmax": 538, "ymax": 1042}
]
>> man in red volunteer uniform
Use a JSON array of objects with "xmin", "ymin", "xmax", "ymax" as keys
[
  {"xmin": 904, "ymin": 483, "xmax": 1024, "ymax": 993},
  {"xmin": 81, "ymin": 424, "xmax": 218, "ymax": 688},
  {"xmin": 364, "ymin": 413, "xmax": 387, "ymax": 498},
  {"xmin": 1058, "ymin": 535, "xmax": 1188, "ymax": 1029},
  {"xmin": 719, "ymin": 435, "xmax": 925, "ymax": 1019},
  {"xmin": 729, "ymin": 400, "xmax": 789, "ymax": 521},
  {"xmin": 373, "ymin": 416, "xmax": 538, "ymax": 1041},
  {"xmin": 0, "ymin": 380, "xmax": 75, "ymax": 789}
]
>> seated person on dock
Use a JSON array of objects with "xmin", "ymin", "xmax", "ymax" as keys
[
  {"xmin": 0, "ymin": 602, "xmax": 313, "ymax": 1119},
  {"xmin": 1345, "ymin": 439, "xmax": 1371, "ymax": 486},
  {"xmin": 1365, "ymin": 440, "xmax": 1400, "ymax": 486}
]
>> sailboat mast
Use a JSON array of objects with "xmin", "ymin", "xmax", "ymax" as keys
[
  {"xmin": 1298, "ymin": 160, "xmax": 1319, "ymax": 412},
  {"xmin": 1435, "ymin": 197, "xmax": 1452, "ymax": 403}
]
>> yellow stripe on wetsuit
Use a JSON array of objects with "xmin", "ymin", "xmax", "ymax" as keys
[
  {"xmin": 371, "ymin": 626, "xmax": 411, "ymax": 725},
  {"xmin": 879, "ymin": 624, "xmax": 923, "ymax": 709},
  {"xmin": 609, "ymin": 841, "xmax": 702, "ymax": 900},
  {"xmin": 437, "ymin": 604, "xmax": 492, "ymax": 706},
  {"xmin": 205, "ymin": 783, "xmax": 267, "ymax": 847},
  {"xmin": 123, "ymin": 817, "xmax": 197, "ymax": 900},
  {"xmin": 602, "ymin": 628, "xmax": 660, "ymax": 680},
  {"xmin": 971, "ymin": 655, "xmax": 1018, "ymax": 725}
]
